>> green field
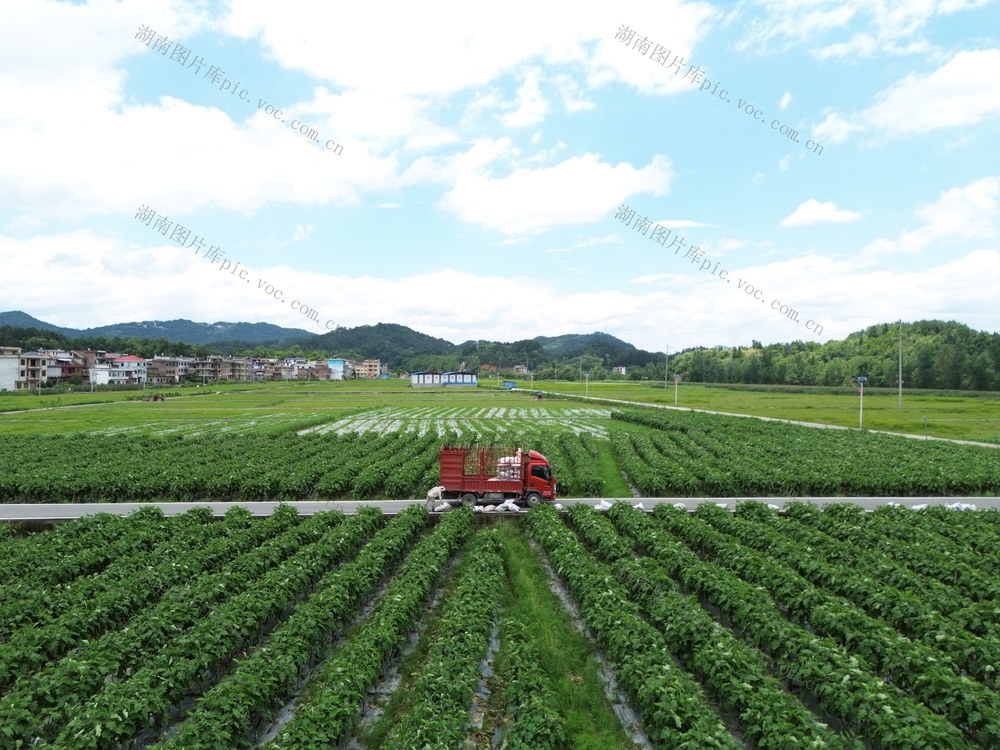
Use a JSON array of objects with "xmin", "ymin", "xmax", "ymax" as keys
[
  {"xmin": 528, "ymin": 380, "xmax": 1000, "ymax": 443},
  {"xmin": 0, "ymin": 380, "xmax": 997, "ymax": 502},
  {"xmin": 3, "ymin": 379, "xmax": 999, "ymax": 443},
  {"xmin": 3, "ymin": 501, "xmax": 999, "ymax": 748},
  {"xmin": 4, "ymin": 381, "xmax": 1000, "ymax": 747}
]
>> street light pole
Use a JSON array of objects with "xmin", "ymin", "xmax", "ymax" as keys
[
  {"xmin": 674, "ymin": 374, "xmax": 680, "ymax": 406},
  {"xmin": 856, "ymin": 376, "xmax": 868, "ymax": 430}
]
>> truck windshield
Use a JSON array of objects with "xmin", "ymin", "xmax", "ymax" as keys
[{"xmin": 531, "ymin": 465, "xmax": 551, "ymax": 481}]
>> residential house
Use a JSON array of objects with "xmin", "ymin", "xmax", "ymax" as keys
[
  {"xmin": 353, "ymin": 359, "xmax": 386, "ymax": 379},
  {"xmin": 91, "ymin": 354, "xmax": 148, "ymax": 385},
  {"xmin": 16, "ymin": 351, "xmax": 47, "ymax": 390},
  {"xmin": 0, "ymin": 346, "xmax": 20, "ymax": 391}
]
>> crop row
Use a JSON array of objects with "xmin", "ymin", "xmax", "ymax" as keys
[
  {"xmin": 804, "ymin": 503, "xmax": 1000, "ymax": 602},
  {"xmin": 774, "ymin": 504, "xmax": 1000, "ymax": 685},
  {"xmin": 0, "ymin": 508, "xmax": 201, "ymax": 634},
  {"xmin": 564, "ymin": 503, "xmax": 848, "ymax": 749},
  {"xmin": 740, "ymin": 502, "xmax": 1000, "ymax": 638},
  {"xmin": 610, "ymin": 408, "xmax": 1000, "ymax": 495},
  {"xmin": 265, "ymin": 506, "xmax": 473, "ymax": 747},
  {"xmin": 0, "ymin": 425, "xmax": 614, "ymax": 502},
  {"xmin": 152, "ymin": 505, "xmax": 428, "ymax": 749},
  {"xmin": 607, "ymin": 503, "xmax": 973, "ymax": 748},
  {"xmin": 0, "ymin": 507, "xmax": 341, "ymax": 746},
  {"xmin": 652, "ymin": 502, "xmax": 1000, "ymax": 746},
  {"xmin": 1, "ymin": 509, "xmax": 270, "ymax": 635},
  {"xmin": 380, "ymin": 529, "xmax": 505, "ymax": 747},
  {"xmin": 47, "ymin": 508, "xmax": 385, "ymax": 749},
  {"xmin": 493, "ymin": 617, "xmax": 566, "ymax": 750},
  {"xmin": 526, "ymin": 504, "xmax": 740, "ymax": 748},
  {"xmin": 0, "ymin": 432, "xmax": 456, "ymax": 502},
  {"xmin": 0, "ymin": 507, "xmax": 181, "ymax": 588},
  {"xmin": 0, "ymin": 505, "xmax": 289, "ymax": 690}
]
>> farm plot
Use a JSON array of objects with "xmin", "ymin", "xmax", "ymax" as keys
[
  {"xmin": 3, "ymin": 502, "xmax": 998, "ymax": 749},
  {"xmin": 611, "ymin": 408, "xmax": 1000, "ymax": 496},
  {"xmin": 0, "ymin": 507, "xmax": 581, "ymax": 749},
  {"xmin": 0, "ymin": 427, "xmax": 615, "ymax": 502},
  {"xmin": 300, "ymin": 405, "xmax": 613, "ymax": 438}
]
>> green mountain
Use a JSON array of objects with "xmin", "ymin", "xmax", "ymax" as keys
[
  {"xmin": 0, "ymin": 311, "xmax": 68, "ymax": 333},
  {"xmin": 532, "ymin": 331, "xmax": 663, "ymax": 366},
  {"xmin": 308, "ymin": 323, "xmax": 457, "ymax": 364},
  {"xmin": 0, "ymin": 311, "xmax": 312, "ymax": 346},
  {"xmin": 3, "ymin": 311, "xmax": 996, "ymax": 391}
]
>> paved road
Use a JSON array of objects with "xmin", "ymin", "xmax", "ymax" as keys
[{"xmin": 1, "ymin": 496, "xmax": 995, "ymax": 521}]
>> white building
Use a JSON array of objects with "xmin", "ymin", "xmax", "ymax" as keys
[
  {"xmin": 411, "ymin": 371, "xmax": 442, "ymax": 387},
  {"xmin": 92, "ymin": 355, "xmax": 148, "ymax": 385},
  {"xmin": 0, "ymin": 346, "xmax": 20, "ymax": 391}
]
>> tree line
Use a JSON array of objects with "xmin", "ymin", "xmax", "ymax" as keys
[{"xmin": 669, "ymin": 321, "xmax": 999, "ymax": 391}]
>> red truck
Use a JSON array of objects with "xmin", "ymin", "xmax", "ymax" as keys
[{"xmin": 435, "ymin": 445, "xmax": 556, "ymax": 507}]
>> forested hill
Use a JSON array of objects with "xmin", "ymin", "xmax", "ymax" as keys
[
  {"xmin": 671, "ymin": 320, "xmax": 1000, "ymax": 390},
  {"xmin": 0, "ymin": 311, "xmax": 311, "ymax": 346},
  {"xmin": 2, "ymin": 311, "xmax": 997, "ymax": 390}
]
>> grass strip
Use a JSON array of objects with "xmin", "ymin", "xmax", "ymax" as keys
[{"xmin": 491, "ymin": 521, "xmax": 633, "ymax": 750}]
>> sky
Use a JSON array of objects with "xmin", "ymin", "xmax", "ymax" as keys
[{"xmin": 1, "ymin": 0, "xmax": 998, "ymax": 352}]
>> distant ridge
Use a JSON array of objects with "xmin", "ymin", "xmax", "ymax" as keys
[{"xmin": 0, "ymin": 311, "xmax": 312, "ymax": 345}]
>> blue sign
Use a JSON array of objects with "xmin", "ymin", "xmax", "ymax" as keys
[{"xmin": 503, "ymin": 380, "xmax": 517, "ymax": 389}]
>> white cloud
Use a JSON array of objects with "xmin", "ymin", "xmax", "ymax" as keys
[
  {"xmin": 587, "ymin": 5, "xmax": 720, "ymax": 96},
  {"xmin": 4, "ymin": 230, "xmax": 997, "ymax": 350},
  {"xmin": 811, "ymin": 111, "xmax": 861, "ymax": 145},
  {"xmin": 653, "ymin": 219, "xmax": 714, "ymax": 229},
  {"xmin": 778, "ymin": 91, "xmax": 792, "ymax": 110},
  {"xmin": 574, "ymin": 233, "xmax": 624, "ymax": 248},
  {"xmin": 812, "ymin": 49, "xmax": 1000, "ymax": 146},
  {"xmin": 780, "ymin": 199, "xmax": 862, "ymax": 227},
  {"xmin": 630, "ymin": 273, "xmax": 673, "ymax": 283},
  {"xmin": 864, "ymin": 177, "xmax": 1000, "ymax": 254},
  {"xmin": 552, "ymin": 74, "xmax": 596, "ymax": 112},
  {"xmin": 736, "ymin": 0, "xmax": 990, "ymax": 58},
  {"xmin": 437, "ymin": 153, "xmax": 674, "ymax": 235},
  {"xmin": 501, "ymin": 67, "xmax": 549, "ymax": 128}
]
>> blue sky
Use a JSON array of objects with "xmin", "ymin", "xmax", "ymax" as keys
[{"xmin": 1, "ymin": 0, "xmax": 997, "ymax": 351}]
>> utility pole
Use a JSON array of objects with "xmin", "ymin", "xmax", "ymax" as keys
[
  {"xmin": 665, "ymin": 345, "xmax": 669, "ymax": 390},
  {"xmin": 898, "ymin": 319, "xmax": 903, "ymax": 409},
  {"xmin": 856, "ymin": 376, "xmax": 868, "ymax": 430}
]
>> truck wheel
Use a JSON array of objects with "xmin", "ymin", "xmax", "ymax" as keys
[
  {"xmin": 461, "ymin": 493, "xmax": 477, "ymax": 507},
  {"xmin": 525, "ymin": 492, "xmax": 542, "ymax": 507}
]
